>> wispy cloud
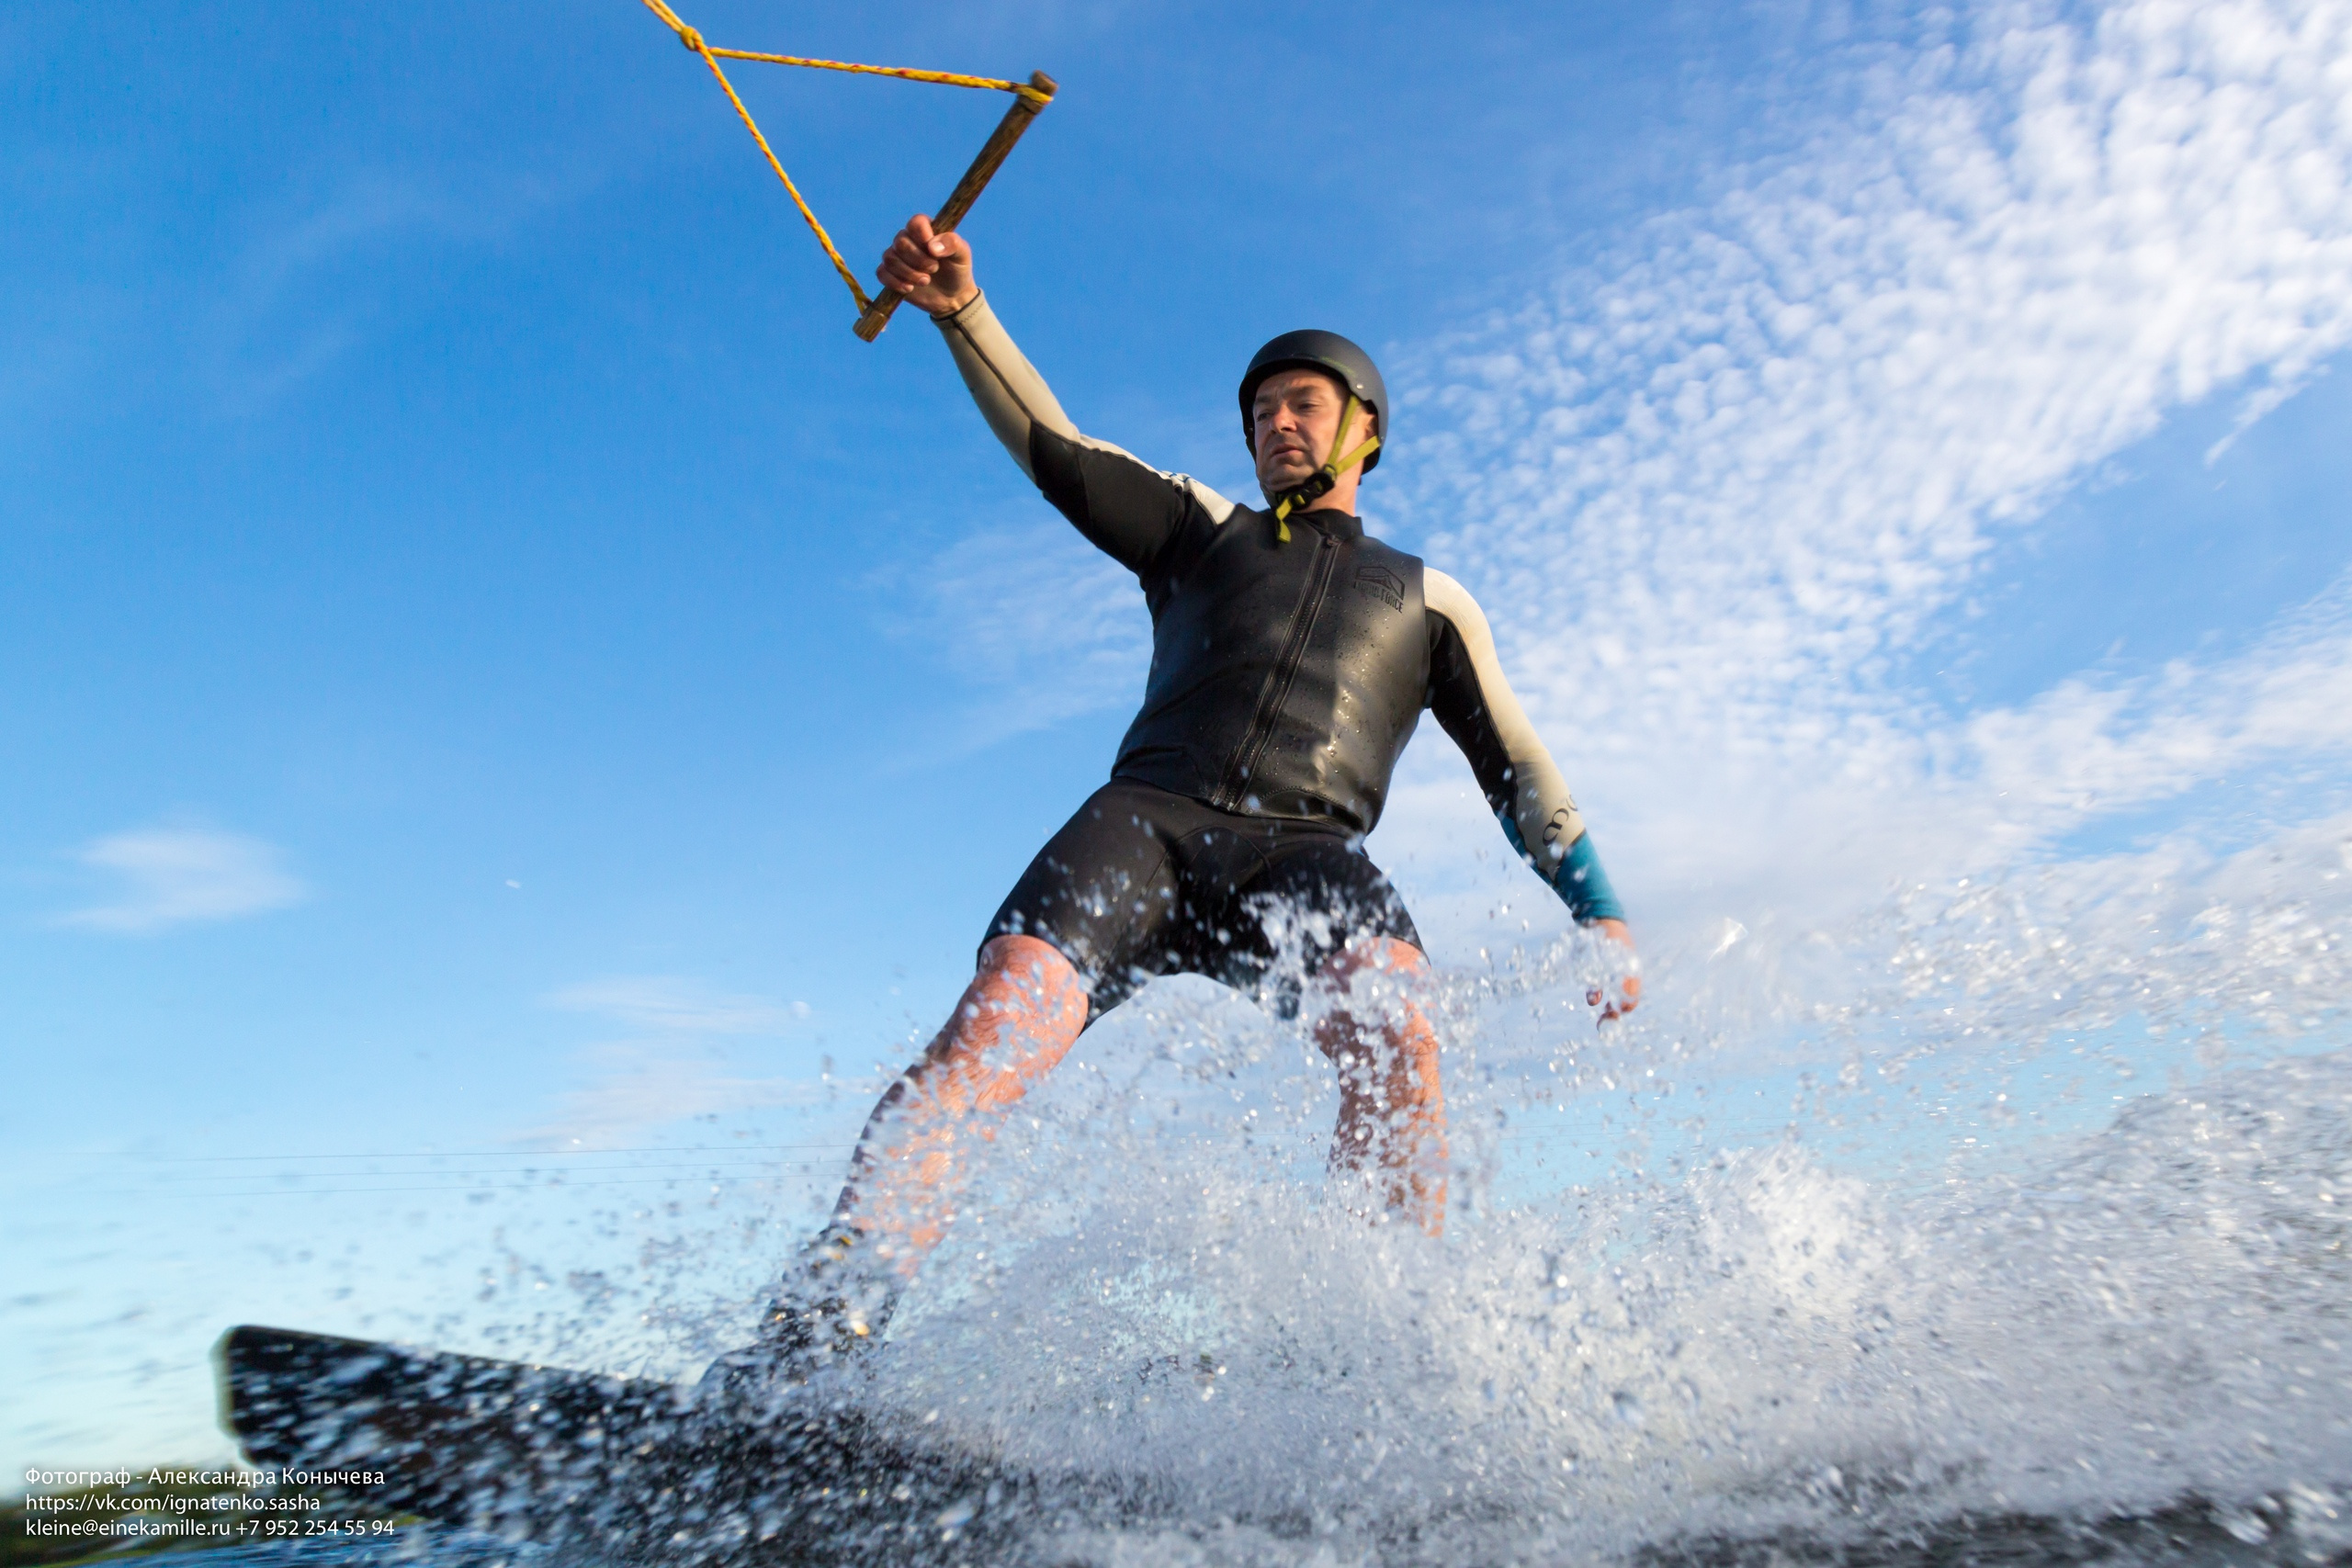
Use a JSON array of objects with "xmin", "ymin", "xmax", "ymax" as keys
[
  {"xmin": 202, "ymin": 164, "xmax": 605, "ymax": 417},
  {"xmin": 1970, "ymin": 573, "xmax": 2352, "ymax": 836},
  {"xmin": 545, "ymin": 975, "xmax": 811, "ymax": 1035},
  {"xmin": 873, "ymin": 510, "xmax": 1152, "ymax": 759},
  {"xmin": 532, "ymin": 976, "xmax": 832, "ymax": 1146},
  {"xmin": 526, "ymin": 1042, "xmax": 841, "ymax": 1149},
  {"xmin": 1374, "ymin": 0, "xmax": 2352, "ymax": 922},
  {"xmin": 57, "ymin": 827, "xmax": 306, "ymax": 934}
]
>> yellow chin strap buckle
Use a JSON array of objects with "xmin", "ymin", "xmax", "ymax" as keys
[{"xmin": 1271, "ymin": 392, "xmax": 1382, "ymax": 541}]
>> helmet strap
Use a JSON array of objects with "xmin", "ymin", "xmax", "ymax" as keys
[{"xmin": 1269, "ymin": 393, "xmax": 1383, "ymax": 542}]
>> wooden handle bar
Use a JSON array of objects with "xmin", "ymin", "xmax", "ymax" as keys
[{"xmin": 854, "ymin": 71, "xmax": 1057, "ymax": 342}]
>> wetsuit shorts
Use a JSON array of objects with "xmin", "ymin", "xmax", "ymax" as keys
[{"xmin": 985, "ymin": 778, "xmax": 1423, "ymax": 1018}]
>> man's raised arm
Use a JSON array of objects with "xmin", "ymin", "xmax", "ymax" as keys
[
  {"xmin": 1424, "ymin": 570, "xmax": 1639, "ymax": 1014},
  {"xmin": 876, "ymin": 214, "xmax": 1074, "ymax": 479},
  {"xmin": 876, "ymin": 215, "xmax": 1235, "ymax": 576}
]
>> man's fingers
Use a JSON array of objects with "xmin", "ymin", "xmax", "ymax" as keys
[
  {"xmin": 879, "ymin": 220, "xmax": 937, "ymax": 289},
  {"xmin": 876, "ymin": 212, "xmax": 976, "ymax": 312},
  {"xmin": 903, "ymin": 215, "xmax": 971, "ymax": 260},
  {"xmin": 888, "ymin": 231, "xmax": 936, "ymax": 270},
  {"xmin": 1582, "ymin": 919, "xmax": 1641, "ymax": 1024},
  {"xmin": 1588, "ymin": 972, "xmax": 1642, "ymax": 1025},
  {"xmin": 877, "ymin": 231, "xmax": 941, "ymax": 293}
]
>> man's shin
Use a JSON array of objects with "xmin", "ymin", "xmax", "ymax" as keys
[
  {"xmin": 1314, "ymin": 937, "xmax": 1450, "ymax": 1235},
  {"xmin": 828, "ymin": 934, "xmax": 1088, "ymax": 1271}
]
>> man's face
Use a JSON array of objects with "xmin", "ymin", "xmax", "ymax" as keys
[{"xmin": 1251, "ymin": 367, "xmax": 1376, "ymax": 495}]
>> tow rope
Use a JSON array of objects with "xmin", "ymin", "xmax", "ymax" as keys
[
  {"xmin": 639, "ymin": 1, "xmax": 1055, "ymax": 341},
  {"xmin": 1270, "ymin": 393, "xmax": 1382, "ymax": 541}
]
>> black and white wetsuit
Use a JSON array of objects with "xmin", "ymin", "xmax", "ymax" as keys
[{"xmin": 933, "ymin": 294, "xmax": 1621, "ymax": 1014}]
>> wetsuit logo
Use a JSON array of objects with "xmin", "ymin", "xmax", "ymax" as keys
[{"xmin": 1353, "ymin": 564, "xmax": 1405, "ymax": 611}]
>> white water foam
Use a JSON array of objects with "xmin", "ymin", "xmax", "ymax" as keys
[{"xmin": 770, "ymin": 818, "xmax": 2352, "ymax": 1565}]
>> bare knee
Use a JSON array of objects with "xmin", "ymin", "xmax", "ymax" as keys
[
  {"xmin": 970, "ymin": 934, "xmax": 1087, "ymax": 1038},
  {"xmin": 1312, "ymin": 936, "xmax": 1430, "ymax": 1060},
  {"xmin": 1319, "ymin": 935, "xmax": 1428, "ymax": 988},
  {"xmin": 910, "ymin": 933, "xmax": 1088, "ymax": 1091},
  {"xmin": 978, "ymin": 932, "xmax": 1083, "ymax": 997}
]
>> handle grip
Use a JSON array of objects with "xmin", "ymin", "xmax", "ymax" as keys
[{"xmin": 854, "ymin": 71, "xmax": 1057, "ymax": 342}]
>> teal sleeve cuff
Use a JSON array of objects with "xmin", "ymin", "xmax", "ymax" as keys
[
  {"xmin": 1499, "ymin": 816, "xmax": 1625, "ymax": 924},
  {"xmin": 1555, "ymin": 830, "xmax": 1624, "ymax": 924}
]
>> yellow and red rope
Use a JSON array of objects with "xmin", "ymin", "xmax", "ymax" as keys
[{"xmin": 638, "ymin": 0, "xmax": 1047, "ymax": 316}]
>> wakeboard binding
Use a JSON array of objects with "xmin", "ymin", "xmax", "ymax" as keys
[{"xmin": 703, "ymin": 1222, "xmax": 902, "ymax": 1396}]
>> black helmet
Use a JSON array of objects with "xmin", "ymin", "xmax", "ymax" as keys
[{"xmin": 1239, "ymin": 330, "xmax": 1386, "ymax": 474}]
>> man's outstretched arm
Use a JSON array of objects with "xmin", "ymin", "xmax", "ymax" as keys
[
  {"xmin": 1423, "ymin": 569, "xmax": 1639, "ymax": 1017},
  {"xmin": 876, "ymin": 215, "xmax": 1235, "ymax": 576}
]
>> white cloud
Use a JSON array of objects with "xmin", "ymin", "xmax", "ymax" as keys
[
  {"xmin": 1969, "ymin": 573, "xmax": 2352, "ymax": 833},
  {"xmin": 545, "ymin": 975, "xmax": 810, "ymax": 1035},
  {"xmin": 876, "ymin": 512, "xmax": 1152, "ymax": 758},
  {"xmin": 203, "ymin": 165, "xmax": 605, "ymax": 418},
  {"xmin": 57, "ymin": 827, "xmax": 306, "ymax": 934},
  {"xmin": 532, "ymin": 976, "xmax": 838, "ymax": 1145},
  {"xmin": 525, "ymin": 1041, "xmax": 841, "ymax": 1149},
  {"xmin": 1371, "ymin": 0, "xmax": 2352, "ymax": 925}
]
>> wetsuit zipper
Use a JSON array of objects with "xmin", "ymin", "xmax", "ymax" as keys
[{"xmin": 1213, "ymin": 527, "xmax": 1340, "ymax": 809}]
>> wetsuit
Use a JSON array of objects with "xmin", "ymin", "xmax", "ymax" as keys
[{"xmin": 933, "ymin": 294, "xmax": 1623, "ymax": 1014}]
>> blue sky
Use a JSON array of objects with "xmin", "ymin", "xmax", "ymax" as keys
[{"xmin": 6, "ymin": 0, "xmax": 2352, "ymax": 1472}]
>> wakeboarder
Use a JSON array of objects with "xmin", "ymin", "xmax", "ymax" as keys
[{"xmin": 718, "ymin": 216, "xmax": 1640, "ymax": 1387}]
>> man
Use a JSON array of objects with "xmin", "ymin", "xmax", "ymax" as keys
[{"xmin": 718, "ymin": 216, "xmax": 1638, "ymax": 1388}]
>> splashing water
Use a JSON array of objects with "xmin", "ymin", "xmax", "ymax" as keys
[
  {"xmin": 150, "ymin": 821, "xmax": 2352, "ymax": 1566},
  {"xmin": 876, "ymin": 817, "xmax": 2349, "ymax": 1562}
]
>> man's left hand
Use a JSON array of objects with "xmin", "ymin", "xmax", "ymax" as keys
[{"xmin": 1585, "ymin": 918, "xmax": 1640, "ymax": 1022}]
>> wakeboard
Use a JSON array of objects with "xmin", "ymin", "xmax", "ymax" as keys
[
  {"xmin": 213, "ymin": 1324, "xmax": 1072, "ymax": 1563},
  {"xmin": 225, "ymin": 1325, "xmax": 2306, "ymax": 1568}
]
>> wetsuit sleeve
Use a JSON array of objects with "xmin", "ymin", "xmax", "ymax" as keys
[
  {"xmin": 1423, "ymin": 569, "xmax": 1625, "ymax": 923},
  {"xmin": 933, "ymin": 291, "xmax": 1238, "ymax": 577},
  {"xmin": 932, "ymin": 289, "xmax": 1079, "ymax": 475}
]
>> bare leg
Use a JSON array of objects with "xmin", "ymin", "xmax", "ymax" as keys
[
  {"xmin": 1313, "ymin": 936, "xmax": 1449, "ymax": 1235},
  {"xmin": 716, "ymin": 937, "xmax": 1089, "ymax": 1382},
  {"xmin": 832, "ymin": 933, "xmax": 1090, "ymax": 1275}
]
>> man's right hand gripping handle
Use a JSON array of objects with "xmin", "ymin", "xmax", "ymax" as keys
[
  {"xmin": 878, "ymin": 214, "xmax": 978, "ymax": 319},
  {"xmin": 883, "ymin": 219, "xmax": 1083, "ymax": 487}
]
